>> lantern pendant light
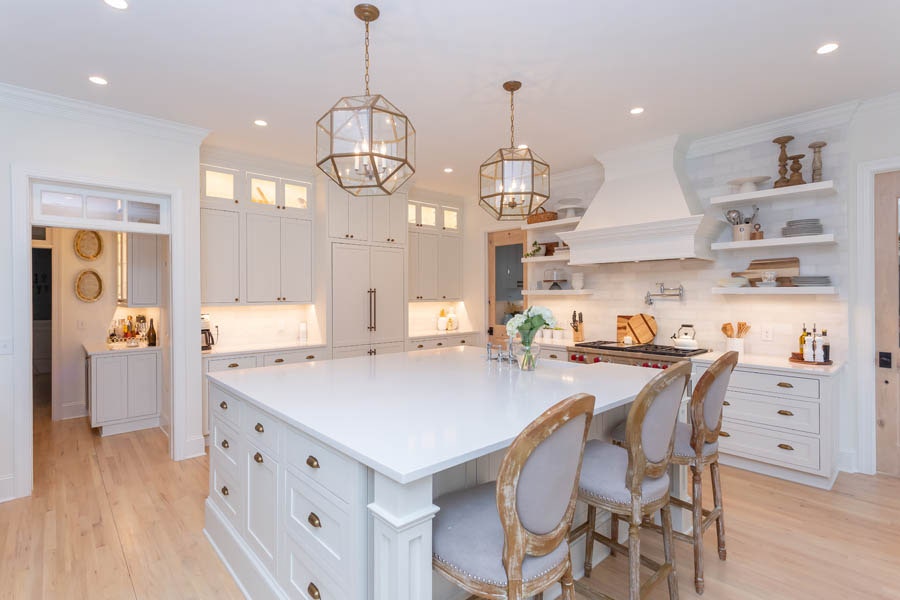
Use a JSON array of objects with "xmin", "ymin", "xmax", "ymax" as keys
[
  {"xmin": 316, "ymin": 4, "xmax": 415, "ymax": 196},
  {"xmin": 479, "ymin": 81, "xmax": 550, "ymax": 220}
]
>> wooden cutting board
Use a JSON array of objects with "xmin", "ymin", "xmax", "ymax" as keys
[
  {"xmin": 732, "ymin": 257, "xmax": 800, "ymax": 286},
  {"xmin": 616, "ymin": 315, "xmax": 633, "ymax": 343},
  {"xmin": 626, "ymin": 313, "xmax": 658, "ymax": 344}
]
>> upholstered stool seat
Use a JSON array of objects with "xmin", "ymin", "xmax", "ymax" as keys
[
  {"xmin": 433, "ymin": 482, "xmax": 571, "ymax": 587},
  {"xmin": 611, "ymin": 421, "xmax": 718, "ymax": 459},
  {"xmin": 579, "ymin": 441, "xmax": 670, "ymax": 506}
]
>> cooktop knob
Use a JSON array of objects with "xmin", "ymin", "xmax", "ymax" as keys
[
  {"xmin": 642, "ymin": 362, "xmax": 650, "ymax": 368},
  {"xmin": 593, "ymin": 357, "xmax": 600, "ymax": 363}
]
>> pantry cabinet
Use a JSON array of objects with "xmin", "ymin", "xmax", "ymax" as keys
[
  {"xmin": 201, "ymin": 208, "xmax": 241, "ymax": 304},
  {"xmin": 86, "ymin": 348, "xmax": 160, "ymax": 436},
  {"xmin": 245, "ymin": 214, "xmax": 312, "ymax": 304}
]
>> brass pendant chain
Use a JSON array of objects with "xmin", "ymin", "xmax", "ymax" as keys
[
  {"xmin": 509, "ymin": 89, "xmax": 516, "ymax": 149},
  {"xmin": 364, "ymin": 21, "xmax": 370, "ymax": 96}
]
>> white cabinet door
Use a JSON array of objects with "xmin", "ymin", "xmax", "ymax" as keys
[
  {"xmin": 417, "ymin": 233, "xmax": 439, "ymax": 300},
  {"xmin": 389, "ymin": 193, "xmax": 408, "ymax": 246},
  {"xmin": 370, "ymin": 196, "xmax": 391, "ymax": 243},
  {"xmin": 127, "ymin": 352, "xmax": 158, "ymax": 418},
  {"xmin": 370, "ymin": 247, "xmax": 405, "ymax": 344},
  {"xmin": 245, "ymin": 446, "xmax": 278, "ymax": 572},
  {"xmin": 201, "ymin": 208, "xmax": 241, "ymax": 304},
  {"xmin": 437, "ymin": 235, "xmax": 462, "ymax": 300},
  {"xmin": 347, "ymin": 196, "xmax": 369, "ymax": 241},
  {"xmin": 332, "ymin": 244, "xmax": 373, "ymax": 348},
  {"xmin": 280, "ymin": 218, "xmax": 312, "ymax": 303},
  {"xmin": 408, "ymin": 232, "xmax": 420, "ymax": 300},
  {"xmin": 246, "ymin": 213, "xmax": 282, "ymax": 303},
  {"xmin": 92, "ymin": 355, "xmax": 127, "ymax": 425},
  {"xmin": 327, "ymin": 188, "xmax": 350, "ymax": 239},
  {"xmin": 127, "ymin": 233, "xmax": 158, "ymax": 307}
]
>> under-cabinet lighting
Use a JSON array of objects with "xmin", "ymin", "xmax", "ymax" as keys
[
  {"xmin": 443, "ymin": 167, "xmax": 454, "ymax": 173},
  {"xmin": 816, "ymin": 42, "xmax": 839, "ymax": 55},
  {"xmin": 629, "ymin": 107, "xmax": 644, "ymax": 115},
  {"xmin": 88, "ymin": 75, "xmax": 108, "ymax": 86},
  {"xmin": 253, "ymin": 119, "xmax": 268, "ymax": 127}
]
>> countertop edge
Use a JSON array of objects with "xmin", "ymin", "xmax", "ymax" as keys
[
  {"xmin": 202, "ymin": 342, "xmax": 327, "ymax": 358},
  {"xmin": 83, "ymin": 343, "xmax": 162, "ymax": 356},
  {"xmin": 692, "ymin": 351, "xmax": 844, "ymax": 376}
]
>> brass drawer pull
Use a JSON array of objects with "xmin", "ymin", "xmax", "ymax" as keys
[
  {"xmin": 221, "ymin": 439, "xmax": 229, "ymax": 449},
  {"xmin": 221, "ymin": 486, "xmax": 229, "ymax": 496},
  {"xmin": 306, "ymin": 455, "xmax": 320, "ymax": 469},
  {"xmin": 228, "ymin": 363, "xmax": 239, "ymax": 368},
  {"xmin": 777, "ymin": 443, "xmax": 795, "ymax": 451},
  {"xmin": 306, "ymin": 355, "xmax": 315, "ymax": 360},
  {"xmin": 723, "ymin": 400, "xmax": 730, "ymax": 406},
  {"xmin": 777, "ymin": 409, "xmax": 795, "ymax": 416},
  {"xmin": 417, "ymin": 344, "xmax": 424, "ymax": 349},
  {"xmin": 460, "ymin": 340, "xmax": 466, "ymax": 344},
  {"xmin": 719, "ymin": 431, "xmax": 731, "ymax": 437},
  {"xmin": 549, "ymin": 354, "xmax": 558, "ymax": 359},
  {"xmin": 274, "ymin": 358, "xmax": 285, "ymax": 364},
  {"xmin": 307, "ymin": 512, "xmax": 322, "ymax": 528},
  {"xmin": 254, "ymin": 452, "xmax": 264, "ymax": 464},
  {"xmin": 219, "ymin": 401, "xmax": 228, "ymax": 410},
  {"xmin": 255, "ymin": 422, "xmax": 264, "ymax": 433},
  {"xmin": 776, "ymin": 382, "xmax": 794, "ymax": 389},
  {"xmin": 307, "ymin": 582, "xmax": 321, "ymax": 599},
  {"xmin": 436, "ymin": 342, "xmax": 443, "ymax": 346}
]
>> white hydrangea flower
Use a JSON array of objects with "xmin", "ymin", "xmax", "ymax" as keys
[{"xmin": 505, "ymin": 313, "xmax": 527, "ymax": 337}]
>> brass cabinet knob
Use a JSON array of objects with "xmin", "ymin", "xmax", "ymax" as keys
[
  {"xmin": 436, "ymin": 342, "xmax": 443, "ymax": 347},
  {"xmin": 219, "ymin": 401, "xmax": 228, "ymax": 410},
  {"xmin": 221, "ymin": 486, "xmax": 229, "ymax": 496},
  {"xmin": 776, "ymin": 382, "xmax": 794, "ymax": 389},
  {"xmin": 460, "ymin": 340, "xmax": 466, "ymax": 344},
  {"xmin": 306, "ymin": 455, "xmax": 320, "ymax": 469},
  {"xmin": 254, "ymin": 452, "xmax": 264, "ymax": 464},
  {"xmin": 719, "ymin": 431, "xmax": 731, "ymax": 438},
  {"xmin": 228, "ymin": 363, "xmax": 239, "ymax": 368},
  {"xmin": 549, "ymin": 354, "xmax": 558, "ymax": 359},
  {"xmin": 255, "ymin": 422, "xmax": 264, "ymax": 433},
  {"xmin": 777, "ymin": 443, "xmax": 795, "ymax": 451},
  {"xmin": 350, "ymin": 234, "xmax": 355, "ymax": 239},
  {"xmin": 417, "ymin": 344, "xmax": 424, "ymax": 349},
  {"xmin": 345, "ymin": 234, "xmax": 349, "ymax": 238},
  {"xmin": 234, "ymin": 298, "xmax": 239, "ymax": 302},
  {"xmin": 221, "ymin": 439, "xmax": 229, "ymax": 449},
  {"xmin": 274, "ymin": 358, "xmax": 285, "ymax": 364},
  {"xmin": 306, "ymin": 355, "xmax": 315, "ymax": 360},
  {"xmin": 777, "ymin": 409, "xmax": 794, "ymax": 416},
  {"xmin": 307, "ymin": 512, "xmax": 322, "ymax": 528},
  {"xmin": 307, "ymin": 583, "xmax": 321, "ymax": 599}
]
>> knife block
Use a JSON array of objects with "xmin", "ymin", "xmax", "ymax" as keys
[{"xmin": 572, "ymin": 328, "xmax": 585, "ymax": 343}]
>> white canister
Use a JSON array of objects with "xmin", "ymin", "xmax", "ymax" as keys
[
  {"xmin": 552, "ymin": 329, "xmax": 565, "ymax": 341},
  {"xmin": 437, "ymin": 316, "xmax": 449, "ymax": 331},
  {"xmin": 725, "ymin": 337, "xmax": 744, "ymax": 356},
  {"xmin": 571, "ymin": 273, "xmax": 585, "ymax": 291}
]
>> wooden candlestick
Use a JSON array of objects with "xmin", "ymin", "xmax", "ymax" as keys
[
  {"xmin": 808, "ymin": 141, "xmax": 827, "ymax": 182},
  {"xmin": 772, "ymin": 135, "xmax": 794, "ymax": 188},
  {"xmin": 787, "ymin": 154, "xmax": 806, "ymax": 186}
]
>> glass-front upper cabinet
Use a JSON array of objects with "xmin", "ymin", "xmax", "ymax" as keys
[
  {"xmin": 408, "ymin": 200, "xmax": 438, "ymax": 230},
  {"xmin": 441, "ymin": 206, "xmax": 460, "ymax": 234},
  {"xmin": 247, "ymin": 172, "xmax": 311, "ymax": 215},
  {"xmin": 201, "ymin": 165, "xmax": 240, "ymax": 204}
]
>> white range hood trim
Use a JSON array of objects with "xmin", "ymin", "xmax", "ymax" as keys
[{"xmin": 559, "ymin": 214, "xmax": 724, "ymax": 264}]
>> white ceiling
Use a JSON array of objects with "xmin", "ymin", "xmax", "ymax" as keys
[{"xmin": 2, "ymin": 0, "xmax": 899, "ymax": 196}]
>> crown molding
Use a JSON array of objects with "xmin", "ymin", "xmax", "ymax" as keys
[
  {"xmin": 0, "ymin": 82, "xmax": 209, "ymax": 146},
  {"xmin": 687, "ymin": 100, "xmax": 860, "ymax": 158},
  {"xmin": 201, "ymin": 145, "xmax": 315, "ymax": 181},
  {"xmin": 856, "ymin": 91, "xmax": 900, "ymax": 116}
]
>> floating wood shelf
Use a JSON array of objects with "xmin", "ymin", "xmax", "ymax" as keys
[
  {"xmin": 710, "ymin": 234, "xmax": 836, "ymax": 251},
  {"xmin": 710, "ymin": 180, "xmax": 836, "ymax": 206},
  {"xmin": 520, "ymin": 217, "xmax": 581, "ymax": 232},
  {"xmin": 521, "ymin": 255, "xmax": 570, "ymax": 264},
  {"xmin": 711, "ymin": 286, "xmax": 835, "ymax": 295}
]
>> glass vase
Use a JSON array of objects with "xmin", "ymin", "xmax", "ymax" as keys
[{"xmin": 515, "ymin": 342, "xmax": 540, "ymax": 371}]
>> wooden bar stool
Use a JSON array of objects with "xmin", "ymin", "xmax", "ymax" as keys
[
  {"xmin": 432, "ymin": 393, "xmax": 596, "ymax": 600},
  {"xmin": 610, "ymin": 351, "xmax": 738, "ymax": 594},
  {"xmin": 574, "ymin": 361, "xmax": 691, "ymax": 600}
]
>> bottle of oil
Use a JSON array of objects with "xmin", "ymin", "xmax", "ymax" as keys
[
  {"xmin": 798, "ymin": 323, "xmax": 807, "ymax": 354},
  {"xmin": 147, "ymin": 319, "xmax": 157, "ymax": 347}
]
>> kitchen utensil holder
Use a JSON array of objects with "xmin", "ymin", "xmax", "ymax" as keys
[
  {"xmin": 725, "ymin": 338, "xmax": 744, "ymax": 356},
  {"xmin": 732, "ymin": 224, "xmax": 752, "ymax": 241}
]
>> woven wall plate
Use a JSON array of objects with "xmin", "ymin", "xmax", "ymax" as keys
[
  {"xmin": 73, "ymin": 230, "xmax": 103, "ymax": 260},
  {"xmin": 75, "ymin": 269, "xmax": 103, "ymax": 303}
]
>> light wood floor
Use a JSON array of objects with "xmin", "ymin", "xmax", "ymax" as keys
[{"xmin": 3, "ymin": 376, "xmax": 900, "ymax": 599}]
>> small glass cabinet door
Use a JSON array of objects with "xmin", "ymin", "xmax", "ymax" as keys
[
  {"xmin": 282, "ymin": 179, "xmax": 311, "ymax": 214},
  {"xmin": 247, "ymin": 173, "xmax": 278, "ymax": 209},
  {"xmin": 201, "ymin": 166, "xmax": 240, "ymax": 204},
  {"xmin": 441, "ymin": 206, "xmax": 460, "ymax": 233}
]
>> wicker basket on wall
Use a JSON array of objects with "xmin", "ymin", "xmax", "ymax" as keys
[{"xmin": 526, "ymin": 207, "xmax": 558, "ymax": 224}]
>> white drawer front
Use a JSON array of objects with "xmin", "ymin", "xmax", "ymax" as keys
[
  {"xmin": 242, "ymin": 402, "xmax": 283, "ymax": 459},
  {"xmin": 283, "ymin": 533, "xmax": 346, "ymax": 600},
  {"xmin": 723, "ymin": 391, "xmax": 820, "ymax": 435},
  {"xmin": 264, "ymin": 349, "xmax": 324, "ymax": 367},
  {"xmin": 285, "ymin": 427, "xmax": 355, "ymax": 503},
  {"xmin": 211, "ymin": 463, "xmax": 241, "ymax": 529},
  {"xmin": 211, "ymin": 418, "xmax": 240, "ymax": 474},
  {"xmin": 409, "ymin": 335, "xmax": 471, "ymax": 351},
  {"xmin": 728, "ymin": 370, "xmax": 820, "ymax": 399},
  {"xmin": 285, "ymin": 470, "xmax": 351, "ymax": 580},
  {"xmin": 719, "ymin": 420, "xmax": 820, "ymax": 473},
  {"xmin": 209, "ymin": 384, "xmax": 241, "ymax": 427},
  {"xmin": 208, "ymin": 354, "xmax": 258, "ymax": 372},
  {"xmin": 540, "ymin": 348, "xmax": 566, "ymax": 361}
]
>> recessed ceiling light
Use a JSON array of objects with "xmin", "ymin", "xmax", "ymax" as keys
[
  {"xmin": 629, "ymin": 107, "xmax": 644, "ymax": 115},
  {"xmin": 816, "ymin": 42, "xmax": 839, "ymax": 55},
  {"xmin": 88, "ymin": 75, "xmax": 108, "ymax": 86},
  {"xmin": 104, "ymin": 0, "xmax": 128, "ymax": 8},
  {"xmin": 253, "ymin": 119, "xmax": 268, "ymax": 127},
  {"xmin": 517, "ymin": 144, "xmax": 528, "ymax": 149},
  {"xmin": 443, "ymin": 167, "xmax": 454, "ymax": 173}
]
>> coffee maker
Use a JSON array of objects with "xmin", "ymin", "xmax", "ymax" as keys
[{"xmin": 201, "ymin": 314, "xmax": 217, "ymax": 351}]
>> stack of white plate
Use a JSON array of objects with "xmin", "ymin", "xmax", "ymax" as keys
[
  {"xmin": 791, "ymin": 276, "xmax": 831, "ymax": 287},
  {"xmin": 782, "ymin": 219, "xmax": 823, "ymax": 237},
  {"xmin": 716, "ymin": 276, "xmax": 749, "ymax": 288}
]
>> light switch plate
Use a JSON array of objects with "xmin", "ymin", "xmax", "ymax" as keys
[{"xmin": 760, "ymin": 325, "xmax": 774, "ymax": 342}]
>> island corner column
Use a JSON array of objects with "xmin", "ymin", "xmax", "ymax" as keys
[{"xmin": 368, "ymin": 471, "xmax": 440, "ymax": 600}]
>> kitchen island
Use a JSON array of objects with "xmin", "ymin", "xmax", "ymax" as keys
[{"xmin": 204, "ymin": 346, "xmax": 660, "ymax": 600}]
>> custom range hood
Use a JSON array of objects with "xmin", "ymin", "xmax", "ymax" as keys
[{"xmin": 558, "ymin": 136, "xmax": 723, "ymax": 264}]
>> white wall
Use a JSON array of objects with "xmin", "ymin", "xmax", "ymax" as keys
[{"xmin": 1, "ymin": 84, "xmax": 207, "ymax": 501}]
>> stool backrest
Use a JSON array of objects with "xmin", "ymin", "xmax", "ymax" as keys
[
  {"xmin": 496, "ymin": 393, "xmax": 595, "ymax": 584},
  {"xmin": 624, "ymin": 361, "xmax": 691, "ymax": 488},
  {"xmin": 690, "ymin": 351, "xmax": 739, "ymax": 451}
]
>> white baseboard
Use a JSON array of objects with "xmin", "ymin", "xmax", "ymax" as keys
[
  {"xmin": 837, "ymin": 450, "xmax": 859, "ymax": 474},
  {"xmin": 182, "ymin": 434, "xmax": 207, "ymax": 460},
  {"xmin": 0, "ymin": 474, "xmax": 17, "ymax": 504},
  {"xmin": 99, "ymin": 416, "xmax": 159, "ymax": 437},
  {"xmin": 718, "ymin": 454, "xmax": 836, "ymax": 490}
]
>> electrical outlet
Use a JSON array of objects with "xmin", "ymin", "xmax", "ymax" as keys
[{"xmin": 760, "ymin": 325, "xmax": 774, "ymax": 342}]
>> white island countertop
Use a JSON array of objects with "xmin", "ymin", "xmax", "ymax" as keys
[{"xmin": 208, "ymin": 346, "xmax": 658, "ymax": 484}]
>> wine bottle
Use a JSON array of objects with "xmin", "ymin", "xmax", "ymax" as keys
[
  {"xmin": 798, "ymin": 323, "xmax": 807, "ymax": 354},
  {"xmin": 147, "ymin": 318, "xmax": 157, "ymax": 347}
]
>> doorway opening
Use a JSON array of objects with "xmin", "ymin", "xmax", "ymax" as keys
[
  {"xmin": 487, "ymin": 229, "xmax": 527, "ymax": 346},
  {"xmin": 31, "ymin": 237, "xmax": 53, "ymax": 420}
]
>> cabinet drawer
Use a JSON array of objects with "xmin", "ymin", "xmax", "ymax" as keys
[
  {"xmin": 285, "ymin": 427, "xmax": 356, "ymax": 503},
  {"xmin": 242, "ymin": 402, "xmax": 283, "ymax": 459},
  {"xmin": 285, "ymin": 470, "xmax": 352, "ymax": 580},
  {"xmin": 264, "ymin": 349, "xmax": 324, "ymax": 367},
  {"xmin": 729, "ymin": 370, "xmax": 819, "ymax": 399},
  {"xmin": 209, "ymin": 384, "xmax": 241, "ymax": 427},
  {"xmin": 718, "ymin": 420, "xmax": 820, "ymax": 473},
  {"xmin": 208, "ymin": 354, "xmax": 258, "ymax": 372},
  {"xmin": 409, "ymin": 336, "xmax": 471, "ymax": 351},
  {"xmin": 211, "ymin": 463, "xmax": 241, "ymax": 530},
  {"xmin": 283, "ymin": 532, "xmax": 346, "ymax": 600},
  {"xmin": 722, "ymin": 391, "xmax": 820, "ymax": 434},
  {"xmin": 540, "ymin": 348, "xmax": 566, "ymax": 361},
  {"xmin": 211, "ymin": 418, "xmax": 240, "ymax": 474}
]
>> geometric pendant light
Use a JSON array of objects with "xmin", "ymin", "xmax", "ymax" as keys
[
  {"xmin": 479, "ymin": 81, "xmax": 550, "ymax": 219},
  {"xmin": 316, "ymin": 4, "xmax": 416, "ymax": 196}
]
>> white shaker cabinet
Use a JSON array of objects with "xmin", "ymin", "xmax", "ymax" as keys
[
  {"xmin": 328, "ymin": 186, "xmax": 369, "ymax": 241},
  {"xmin": 280, "ymin": 217, "xmax": 312, "ymax": 303},
  {"xmin": 437, "ymin": 235, "xmax": 462, "ymax": 300},
  {"xmin": 245, "ymin": 214, "xmax": 313, "ymax": 304},
  {"xmin": 370, "ymin": 247, "xmax": 405, "ymax": 344},
  {"xmin": 118, "ymin": 233, "xmax": 160, "ymax": 307},
  {"xmin": 201, "ymin": 208, "xmax": 241, "ymax": 304},
  {"xmin": 370, "ymin": 192, "xmax": 408, "ymax": 246},
  {"xmin": 87, "ymin": 348, "xmax": 160, "ymax": 436},
  {"xmin": 409, "ymin": 231, "xmax": 438, "ymax": 301}
]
